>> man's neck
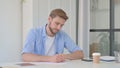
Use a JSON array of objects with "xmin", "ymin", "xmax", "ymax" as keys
[{"xmin": 46, "ymin": 25, "xmax": 54, "ymax": 37}]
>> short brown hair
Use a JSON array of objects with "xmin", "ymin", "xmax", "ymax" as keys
[{"xmin": 49, "ymin": 9, "xmax": 68, "ymax": 20}]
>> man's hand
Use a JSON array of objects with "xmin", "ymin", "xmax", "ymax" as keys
[{"xmin": 49, "ymin": 54, "xmax": 65, "ymax": 63}]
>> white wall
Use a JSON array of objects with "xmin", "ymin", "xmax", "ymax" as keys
[
  {"xmin": 0, "ymin": 0, "xmax": 22, "ymax": 62},
  {"xmin": 22, "ymin": 0, "xmax": 33, "ymax": 43}
]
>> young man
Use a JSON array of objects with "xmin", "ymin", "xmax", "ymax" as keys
[{"xmin": 22, "ymin": 9, "xmax": 83, "ymax": 63}]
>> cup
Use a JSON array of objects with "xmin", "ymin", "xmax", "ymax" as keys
[
  {"xmin": 114, "ymin": 51, "xmax": 120, "ymax": 63},
  {"xmin": 92, "ymin": 52, "xmax": 101, "ymax": 63}
]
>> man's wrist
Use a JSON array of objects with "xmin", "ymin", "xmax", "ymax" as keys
[{"xmin": 47, "ymin": 56, "xmax": 52, "ymax": 62}]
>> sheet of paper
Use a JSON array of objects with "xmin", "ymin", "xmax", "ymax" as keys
[{"xmin": 32, "ymin": 59, "xmax": 70, "ymax": 65}]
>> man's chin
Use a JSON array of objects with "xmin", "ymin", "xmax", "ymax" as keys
[{"xmin": 52, "ymin": 31, "xmax": 58, "ymax": 35}]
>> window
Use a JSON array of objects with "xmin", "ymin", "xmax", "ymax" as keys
[{"xmin": 90, "ymin": 0, "xmax": 120, "ymax": 57}]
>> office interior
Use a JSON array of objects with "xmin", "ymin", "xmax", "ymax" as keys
[{"xmin": 0, "ymin": 0, "xmax": 120, "ymax": 62}]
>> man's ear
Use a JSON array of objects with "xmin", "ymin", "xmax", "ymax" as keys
[{"xmin": 48, "ymin": 16, "xmax": 52, "ymax": 22}]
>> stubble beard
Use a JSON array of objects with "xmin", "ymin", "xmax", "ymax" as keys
[{"xmin": 48, "ymin": 23, "xmax": 56, "ymax": 35}]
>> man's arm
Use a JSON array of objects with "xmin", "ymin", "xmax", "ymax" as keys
[
  {"xmin": 22, "ymin": 53, "xmax": 65, "ymax": 62},
  {"xmin": 22, "ymin": 53, "xmax": 50, "ymax": 62},
  {"xmin": 63, "ymin": 50, "xmax": 84, "ymax": 60}
]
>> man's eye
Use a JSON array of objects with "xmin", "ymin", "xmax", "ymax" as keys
[{"xmin": 61, "ymin": 25, "xmax": 63, "ymax": 27}]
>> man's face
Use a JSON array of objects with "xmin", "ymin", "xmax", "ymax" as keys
[{"xmin": 48, "ymin": 16, "xmax": 66, "ymax": 35}]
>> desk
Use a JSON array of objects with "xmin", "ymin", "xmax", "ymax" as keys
[{"xmin": 0, "ymin": 60, "xmax": 120, "ymax": 68}]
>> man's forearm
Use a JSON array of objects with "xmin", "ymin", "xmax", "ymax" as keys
[
  {"xmin": 22, "ymin": 51, "xmax": 84, "ymax": 62},
  {"xmin": 22, "ymin": 53, "xmax": 51, "ymax": 62},
  {"xmin": 63, "ymin": 50, "xmax": 84, "ymax": 60}
]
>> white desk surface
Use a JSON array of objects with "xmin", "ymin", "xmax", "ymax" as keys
[{"xmin": 0, "ymin": 60, "xmax": 120, "ymax": 68}]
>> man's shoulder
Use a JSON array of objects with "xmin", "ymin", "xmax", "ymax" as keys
[
  {"xmin": 28, "ymin": 26, "xmax": 44, "ymax": 35},
  {"xmin": 31, "ymin": 26, "xmax": 44, "ymax": 31}
]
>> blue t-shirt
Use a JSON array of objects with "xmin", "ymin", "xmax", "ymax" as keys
[{"xmin": 22, "ymin": 25, "xmax": 81, "ymax": 55}]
